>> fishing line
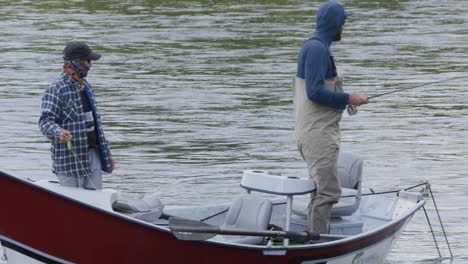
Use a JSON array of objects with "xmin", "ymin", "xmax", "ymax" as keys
[
  {"xmin": 67, "ymin": 141, "xmax": 81, "ymax": 187},
  {"xmin": 66, "ymin": 141, "xmax": 99, "ymax": 190},
  {"xmin": 347, "ymin": 75, "xmax": 468, "ymax": 116},
  {"xmin": 340, "ymin": 181, "xmax": 428, "ymax": 198},
  {"xmin": 66, "ymin": 141, "xmax": 95, "ymax": 189},
  {"xmin": 45, "ymin": 132, "xmax": 97, "ymax": 189}
]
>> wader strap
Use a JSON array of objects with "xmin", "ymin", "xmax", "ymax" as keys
[{"xmin": 306, "ymin": 37, "xmax": 337, "ymax": 77}]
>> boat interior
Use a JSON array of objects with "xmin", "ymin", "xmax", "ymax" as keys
[{"xmin": 33, "ymin": 152, "xmax": 423, "ymax": 247}]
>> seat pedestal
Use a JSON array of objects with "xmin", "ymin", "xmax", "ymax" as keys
[{"xmin": 240, "ymin": 170, "xmax": 316, "ymax": 246}]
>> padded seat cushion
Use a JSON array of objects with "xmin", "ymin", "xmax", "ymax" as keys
[
  {"xmin": 113, "ymin": 193, "xmax": 164, "ymax": 222},
  {"xmin": 213, "ymin": 194, "xmax": 272, "ymax": 244}
]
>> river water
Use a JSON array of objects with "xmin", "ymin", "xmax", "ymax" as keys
[{"xmin": 0, "ymin": 0, "xmax": 467, "ymax": 263}]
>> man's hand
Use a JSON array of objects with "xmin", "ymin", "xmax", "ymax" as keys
[
  {"xmin": 349, "ymin": 94, "xmax": 369, "ymax": 106},
  {"xmin": 58, "ymin": 129, "xmax": 73, "ymax": 142},
  {"xmin": 109, "ymin": 156, "xmax": 116, "ymax": 172}
]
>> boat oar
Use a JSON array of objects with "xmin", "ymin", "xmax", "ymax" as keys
[{"xmin": 169, "ymin": 217, "xmax": 348, "ymax": 242}]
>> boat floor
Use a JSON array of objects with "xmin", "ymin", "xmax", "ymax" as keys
[{"xmin": 161, "ymin": 193, "xmax": 399, "ymax": 237}]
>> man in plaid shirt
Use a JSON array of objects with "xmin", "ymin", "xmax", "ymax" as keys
[{"xmin": 39, "ymin": 41, "xmax": 115, "ymax": 189}]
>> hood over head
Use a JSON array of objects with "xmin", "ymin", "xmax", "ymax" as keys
[{"xmin": 314, "ymin": 1, "xmax": 348, "ymax": 44}]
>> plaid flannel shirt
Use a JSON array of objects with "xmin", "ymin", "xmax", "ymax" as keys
[{"xmin": 39, "ymin": 72, "xmax": 112, "ymax": 177}]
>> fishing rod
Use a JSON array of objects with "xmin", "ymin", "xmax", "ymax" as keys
[
  {"xmin": 368, "ymin": 76, "xmax": 468, "ymax": 99},
  {"xmin": 347, "ymin": 75, "xmax": 468, "ymax": 115}
]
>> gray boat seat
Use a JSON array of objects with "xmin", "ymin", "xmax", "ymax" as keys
[
  {"xmin": 212, "ymin": 194, "xmax": 272, "ymax": 245},
  {"xmin": 113, "ymin": 193, "xmax": 164, "ymax": 222},
  {"xmin": 293, "ymin": 152, "xmax": 363, "ymax": 218}
]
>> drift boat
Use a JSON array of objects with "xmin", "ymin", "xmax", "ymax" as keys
[{"xmin": 0, "ymin": 153, "xmax": 427, "ymax": 264}]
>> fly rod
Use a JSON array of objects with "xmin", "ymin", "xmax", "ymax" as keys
[
  {"xmin": 368, "ymin": 75, "xmax": 468, "ymax": 99},
  {"xmin": 347, "ymin": 75, "xmax": 468, "ymax": 115}
]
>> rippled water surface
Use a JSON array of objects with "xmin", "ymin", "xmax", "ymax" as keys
[{"xmin": 1, "ymin": 0, "xmax": 467, "ymax": 263}]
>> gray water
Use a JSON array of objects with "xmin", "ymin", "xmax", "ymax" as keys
[{"xmin": 0, "ymin": 0, "xmax": 467, "ymax": 263}]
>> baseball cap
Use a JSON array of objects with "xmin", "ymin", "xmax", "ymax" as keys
[{"xmin": 63, "ymin": 41, "xmax": 101, "ymax": 61}]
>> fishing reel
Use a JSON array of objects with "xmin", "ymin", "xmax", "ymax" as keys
[{"xmin": 346, "ymin": 104, "xmax": 358, "ymax": 116}]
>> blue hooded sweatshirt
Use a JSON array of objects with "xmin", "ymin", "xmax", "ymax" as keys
[{"xmin": 297, "ymin": 1, "xmax": 349, "ymax": 110}]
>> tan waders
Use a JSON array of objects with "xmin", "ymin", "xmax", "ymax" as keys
[{"xmin": 293, "ymin": 76, "xmax": 344, "ymax": 233}]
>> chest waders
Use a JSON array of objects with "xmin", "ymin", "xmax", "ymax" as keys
[{"xmin": 293, "ymin": 76, "xmax": 343, "ymax": 233}]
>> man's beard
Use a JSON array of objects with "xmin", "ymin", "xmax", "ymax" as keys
[{"xmin": 334, "ymin": 29, "xmax": 342, "ymax": 41}]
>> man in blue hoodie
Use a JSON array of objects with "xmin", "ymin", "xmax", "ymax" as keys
[{"xmin": 293, "ymin": 1, "xmax": 368, "ymax": 233}]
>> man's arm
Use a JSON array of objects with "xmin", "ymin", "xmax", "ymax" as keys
[
  {"xmin": 303, "ymin": 42, "xmax": 349, "ymax": 110},
  {"xmin": 39, "ymin": 86, "xmax": 64, "ymax": 141}
]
